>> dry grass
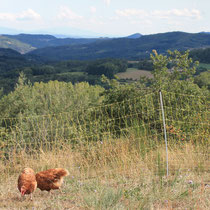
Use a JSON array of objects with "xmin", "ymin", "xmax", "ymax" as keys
[
  {"xmin": 116, "ymin": 68, "xmax": 153, "ymax": 80},
  {"xmin": 0, "ymin": 139, "xmax": 209, "ymax": 209}
]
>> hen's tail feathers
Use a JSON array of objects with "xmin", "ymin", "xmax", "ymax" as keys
[{"xmin": 55, "ymin": 168, "xmax": 69, "ymax": 178}]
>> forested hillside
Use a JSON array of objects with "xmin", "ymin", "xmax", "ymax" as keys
[
  {"xmin": 0, "ymin": 47, "xmax": 127, "ymax": 94},
  {"xmin": 1, "ymin": 31, "xmax": 210, "ymax": 95},
  {"xmin": 190, "ymin": 47, "xmax": 210, "ymax": 63},
  {"xmin": 28, "ymin": 32, "xmax": 210, "ymax": 61},
  {"xmin": 1, "ymin": 32, "xmax": 210, "ymax": 60},
  {"xmin": 1, "ymin": 44, "xmax": 210, "ymax": 94}
]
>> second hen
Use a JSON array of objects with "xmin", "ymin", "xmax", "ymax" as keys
[{"xmin": 35, "ymin": 168, "xmax": 69, "ymax": 193}]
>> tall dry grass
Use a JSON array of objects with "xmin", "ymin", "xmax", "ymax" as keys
[{"xmin": 0, "ymin": 138, "xmax": 209, "ymax": 209}]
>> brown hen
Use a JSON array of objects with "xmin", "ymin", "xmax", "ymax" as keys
[
  {"xmin": 17, "ymin": 168, "xmax": 37, "ymax": 200},
  {"xmin": 35, "ymin": 168, "xmax": 69, "ymax": 193}
]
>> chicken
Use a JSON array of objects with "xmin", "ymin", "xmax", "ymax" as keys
[
  {"xmin": 17, "ymin": 168, "xmax": 37, "ymax": 200},
  {"xmin": 35, "ymin": 168, "xmax": 69, "ymax": 193}
]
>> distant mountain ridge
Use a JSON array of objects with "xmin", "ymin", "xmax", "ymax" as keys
[
  {"xmin": 4, "ymin": 34, "xmax": 104, "ymax": 49},
  {"xmin": 0, "ymin": 33, "xmax": 142, "ymax": 53},
  {"xmin": 0, "ymin": 26, "xmax": 112, "ymax": 38},
  {"xmin": 200, "ymin": 32, "xmax": 210, "ymax": 34},
  {"xmin": 126, "ymin": 33, "xmax": 142, "ymax": 39},
  {"xmin": 28, "ymin": 31, "xmax": 210, "ymax": 61},
  {"xmin": 1, "ymin": 31, "xmax": 210, "ymax": 60}
]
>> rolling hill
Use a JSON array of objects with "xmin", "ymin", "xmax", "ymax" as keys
[
  {"xmin": 0, "ymin": 48, "xmax": 32, "ymax": 73},
  {"xmin": 27, "ymin": 32, "xmax": 210, "ymax": 61},
  {"xmin": 3, "ymin": 34, "xmax": 106, "ymax": 49},
  {"xmin": 0, "ymin": 36, "xmax": 34, "ymax": 53},
  {"xmin": 1, "ymin": 31, "xmax": 210, "ymax": 61},
  {"xmin": 3, "ymin": 33, "xmax": 142, "ymax": 50}
]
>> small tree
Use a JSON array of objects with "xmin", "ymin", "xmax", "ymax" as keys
[{"xmin": 150, "ymin": 49, "xmax": 199, "ymax": 90}]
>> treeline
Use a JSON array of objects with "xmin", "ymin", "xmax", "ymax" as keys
[
  {"xmin": 86, "ymin": 59, "xmax": 127, "ymax": 78},
  {"xmin": 128, "ymin": 59, "xmax": 154, "ymax": 71},
  {"xmin": 0, "ymin": 48, "xmax": 127, "ymax": 94},
  {"xmin": 190, "ymin": 48, "xmax": 210, "ymax": 63}
]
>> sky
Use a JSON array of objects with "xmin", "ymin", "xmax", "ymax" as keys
[{"xmin": 0, "ymin": 0, "xmax": 209, "ymax": 37}]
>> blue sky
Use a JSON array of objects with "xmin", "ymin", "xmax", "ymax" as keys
[{"xmin": 0, "ymin": 0, "xmax": 209, "ymax": 36}]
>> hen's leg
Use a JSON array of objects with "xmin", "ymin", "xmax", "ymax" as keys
[{"xmin": 59, "ymin": 187, "xmax": 63, "ymax": 194}]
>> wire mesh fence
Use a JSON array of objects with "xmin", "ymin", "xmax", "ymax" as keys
[{"xmin": 0, "ymin": 91, "xmax": 209, "ymax": 175}]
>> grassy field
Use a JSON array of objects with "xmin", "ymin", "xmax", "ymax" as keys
[
  {"xmin": 0, "ymin": 139, "xmax": 209, "ymax": 209},
  {"xmin": 199, "ymin": 63, "xmax": 210, "ymax": 69},
  {"xmin": 116, "ymin": 68, "xmax": 153, "ymax": 80},
  {"xmin": 117, "ymin": 65, "xmax": 210, "ymax": 82}
]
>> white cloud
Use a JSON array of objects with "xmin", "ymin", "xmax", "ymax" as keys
[
  {"xmin": 0, "ymin": 13, "xmax": 14, "ymax": 21},
  {"xmin": 57, "ymin": 6, "xmax": 83, "ymax": 20},
  {"xmin": 115, "ymin": 8, "xmax": 202, "ymax": 21},
  {"xmin": 152, "ymin": 9, "xmax": 201, "ymax": 19},
  {"xmin": 90, "ymin": 6, "xmax": 96, "ymax": 13},
  {"xmin": 0, "ymin": 9, "xmax": 41, "ymax": 21},
  {"xmin": 17, "ymin": 9, "xmax": 41, "ymax": 21},
  {"xmin": 104, "ymin": 0, "xmax": 111, "ymax": 6}
]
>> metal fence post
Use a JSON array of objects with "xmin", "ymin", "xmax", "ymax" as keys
[{"xmin": 159, "ymin": 90, "xmax": 169, "ymax": 177}]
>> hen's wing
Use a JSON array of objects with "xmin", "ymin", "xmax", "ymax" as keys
[
  {"xmin": 36, "ymin": 169, "xmax": 63, "ymax": 191},
  {"xmin": 36, "ymin": 169, "xmax": 60, "ymax": 182}
]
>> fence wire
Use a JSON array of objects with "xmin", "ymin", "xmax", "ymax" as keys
[{"xmin": 0, "ymin": 91, "xmax": 209, "ymax": 174}]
